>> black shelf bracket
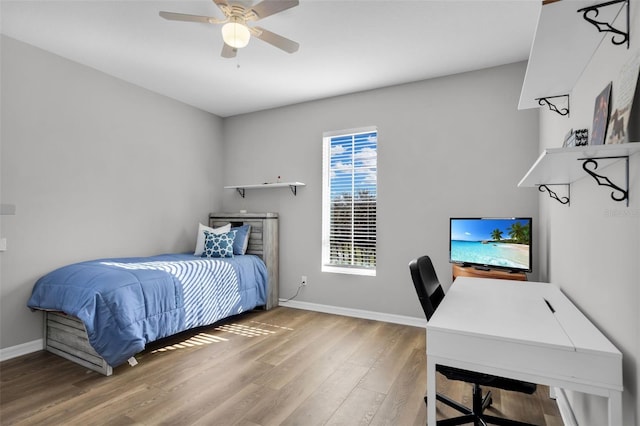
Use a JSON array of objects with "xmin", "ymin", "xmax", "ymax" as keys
[
  {"xmin": 235, "ymin": 188, "xmax": 246, "ymax": 198},
  {"xmin": 580, "ymin": 156, "xmax": 629, "ymax": 206},
  {"xmin": 536, "ymin": 95, "xmax": 570, "ymax": 116},
  {"xmin": 538, "ymin": 184, "xmax": 570, "ymax": 205},
  {"xmin": 578, "ymin": 0, "xmax": 630, "ymax": 49},
  {"xmin": 289, "ymin": 185, "xmax": 298, "ymax": 196}
]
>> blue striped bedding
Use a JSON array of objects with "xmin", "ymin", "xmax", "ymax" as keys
[{"xmin": 27, "ymin": 253, "xmax": 268, "ymax": 367}]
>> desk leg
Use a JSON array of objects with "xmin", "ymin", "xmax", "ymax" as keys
[
  {"xmin": 427, "ymin": 356, "xmax": 437, "ymax": 425},
  {"xmin": 608, "ymin": 390, "xmax": 622, "ymax": 426}
]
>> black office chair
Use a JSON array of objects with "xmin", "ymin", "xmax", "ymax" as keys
[{"xmin": 410, "ymin": 255, "xmax": 538, "ymax": 426}]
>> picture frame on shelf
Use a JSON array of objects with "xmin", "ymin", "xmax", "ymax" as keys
[
  {"xmin": 590, "ymin": 82, "xmax": 612, "ymax": 145},
  {"xmin": 627, "ymin": 70, "xmax": 640, "ymax": 143},
  {"xmin": 607, "ymin": 51, "xmax": 639, "ymax": 144}
]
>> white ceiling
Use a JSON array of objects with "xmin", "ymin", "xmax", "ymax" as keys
[{"xmin": 1, "ymin": 0, "xmax": 542, "ymax": 117}]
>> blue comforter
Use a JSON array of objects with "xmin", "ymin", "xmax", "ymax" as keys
[{"xmin": 27, "ymin": 253, "xmax": 268, "ymax": 367}]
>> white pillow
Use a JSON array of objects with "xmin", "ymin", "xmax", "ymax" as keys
[{"xmin": 194, "ymin": 223, "xmax": 231, "ymax": 256}]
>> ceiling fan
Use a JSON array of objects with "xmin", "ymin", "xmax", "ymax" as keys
[{"xmin": 159, "ymin": 0, "xmax": 300, "ymax": 58}]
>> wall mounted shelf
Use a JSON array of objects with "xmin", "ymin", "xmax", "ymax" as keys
[
  {"xmin": 224, "ymin": 182, "xmax": 306, "ymax": 198},
  {"xmin": 518, "ymin": 144, "xmax": 640, "ymax": 205},
  {"xmin": 518, "ymin": 0, "xmax": 629, "ymax": 111}
]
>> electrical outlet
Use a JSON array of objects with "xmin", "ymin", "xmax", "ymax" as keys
[{"xmin": 301, "ymin": 275, "xmax": 308, "ymax": 286}]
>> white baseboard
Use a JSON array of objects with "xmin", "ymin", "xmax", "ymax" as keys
[
  {"xmin": 0, "ymin": 339, "xmax": 43, "ymax": 362},
  {"xmin": 279, "ymin": 299, "xmax": 427, "ymax": 328},
  {"xmin": 553, "ymin": 387, "xmax": 577, "ymax": 426}
]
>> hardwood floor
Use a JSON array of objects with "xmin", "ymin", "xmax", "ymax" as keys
[{"xmin": 0, "ymin": 307, "xmax": 563, "ymax": 425}]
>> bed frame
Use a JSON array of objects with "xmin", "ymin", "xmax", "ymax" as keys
[{"xmin": 43, "ymin": 212, "xmax": 279, "ymax": 376}]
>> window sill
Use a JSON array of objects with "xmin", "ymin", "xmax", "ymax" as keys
[{"xmin": 322, "ymin": 265, "xmax": 376, "ymax": 277}]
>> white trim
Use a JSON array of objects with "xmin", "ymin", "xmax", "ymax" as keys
[
  {"xmin": 322, "ymin": 126, "xmax": 377, "ymax": 138},
  {"xmin": 322, "ymin": 128, "xmax": 378, "ymax": 274},
  {"xmin": 279, "ymin": 299, "xmax": 426, "ymax": 328},
  {"xmin": 0, "ymin": 339, "xmax": 44, "ymax": 362},
  {"xmin": 553, "ymin": 387, "xmax": 577, "ymax": 426},
  {"xmin": 321, "ymin": 264, "xmax": 376, "ymax": 276}
]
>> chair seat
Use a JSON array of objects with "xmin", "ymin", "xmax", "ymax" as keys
[{"xmin": 438, "ymin": 365, "xmax": 537, "ymax": 395}]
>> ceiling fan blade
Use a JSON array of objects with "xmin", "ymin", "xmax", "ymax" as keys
[
  {"xmin": 221, "ymin": 43, "xmax": 237, "ymax": 58},
  {"xmin": 249, "ymin": 0, "xmax": 299, "ymax": 21},
  {"xmin": 159, "ymin": 11, "xmax": 217, "ymax": 24},
  {"xmin": 251, "ymin": 26, "xmax": 299, "ymax": 53}
]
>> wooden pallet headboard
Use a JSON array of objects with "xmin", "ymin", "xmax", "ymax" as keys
[{"xmin": 209, "ymin": 212, "xmax": 279, "ymax": 310}]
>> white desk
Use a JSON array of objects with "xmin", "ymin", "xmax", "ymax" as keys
[{"xmin": 426, "ymin": 277, "xmax": 623, "ymax": 426}]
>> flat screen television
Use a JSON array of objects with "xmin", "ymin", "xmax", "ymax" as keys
[{"xmin": 449, "ymin": 217, "xmax": 532, "ymax": 273}]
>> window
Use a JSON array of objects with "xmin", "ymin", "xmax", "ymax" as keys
[{"xmin": 322, "ymin": 127, "xmax": 377, "ymax": 276}]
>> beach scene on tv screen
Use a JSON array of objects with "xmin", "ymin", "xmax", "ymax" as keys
[{"xmin": 451, "ymin": 219, "xmax": 531, "ymax": 270}]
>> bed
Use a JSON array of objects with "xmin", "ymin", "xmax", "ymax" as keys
[{"xmin": 27, "ymin": 212, "xmax": 279, "ymax": 376}]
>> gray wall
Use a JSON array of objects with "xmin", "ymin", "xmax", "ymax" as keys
[
  {"xmin": 0, "ymin": 36, "xmax": 224, "ymax": 348},
  {"xmin": 1, "ymin": 37, "xmax": 543, "ymax": 400},
  {"xmin": 221, "ymin": 61, "xmax": 540, "ymax": 319},
  {"xmin": 537, "ymin": 6, "xmax": 640, "ymax": 425}
]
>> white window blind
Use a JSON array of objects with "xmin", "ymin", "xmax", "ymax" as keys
[{"xmin": 322, "ymin": 127, "xmax": 377, "ymax": 276}]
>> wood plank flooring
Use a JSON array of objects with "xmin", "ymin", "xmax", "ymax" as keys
[{"xmin": 0, "ymin": 307, "xmax": 563, "ymax": 425}]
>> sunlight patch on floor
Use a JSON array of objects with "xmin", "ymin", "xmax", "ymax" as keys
[
  {"xmin": 150, "ymin": 319, "xmax": 293, "ymax": 354},
  {"xmin": 151, "ymin": 332, "xmax": 229, "ymax": 353},
  {"xmin": 215, "ymin": 323, "xmax": 277, "ymax": 337}
]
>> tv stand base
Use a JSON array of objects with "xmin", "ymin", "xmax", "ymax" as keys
[{"xmin": 452, "ymin": 264, "xmax": 527, "ymax": 281}]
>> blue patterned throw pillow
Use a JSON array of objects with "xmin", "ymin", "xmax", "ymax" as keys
[{"xmin": 201, "ymin": 230, "xmax": 237, "ymax": 258}]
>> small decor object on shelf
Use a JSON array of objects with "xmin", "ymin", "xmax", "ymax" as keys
[
  {"xmin": 590, "ymin": 82, "xmax": 612, "ymax": 145},
  {"xmin": 575, "ymin": 129, "xmax": 589, "ymax": 146},
  {"xmin": 607, "ymin": 50, "xmax": 640, "ymax": 144},
  {"xmin": 563, "ymin": 129, "xmax": 575, "ymax": 148}
]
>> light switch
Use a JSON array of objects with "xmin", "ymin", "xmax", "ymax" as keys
[{"xmin": 0, "ymin": 238, "xmax": 7, "ymax": 251}]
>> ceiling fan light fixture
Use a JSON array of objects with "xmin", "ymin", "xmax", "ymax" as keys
[{"xmin": 221, "ymin": 21, "xmax": 251, "ymax": 48}]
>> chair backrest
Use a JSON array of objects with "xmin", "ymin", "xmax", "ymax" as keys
[{"xmin": 409, "ymin": 255, "xmax": 445, "ymax": 321}]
